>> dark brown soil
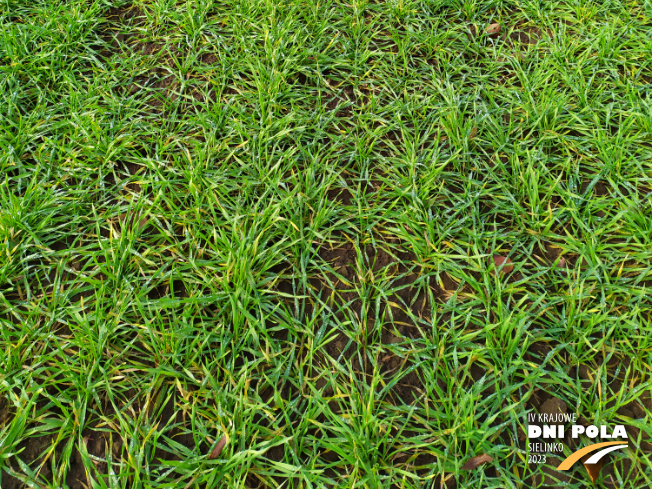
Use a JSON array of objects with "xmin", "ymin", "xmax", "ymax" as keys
[
  {"xmin": 152, "ymin": 389, "xmax": 202, "ymax": 463},
  {"xmin": 307, "ymin": 232, "xmax": 438, "ymax": 407},
  {"xmin": 0, "ymin": 384, "xmax": 204, "ymax": 489},
  {"xmin": 2, "ymin": 433, "xmax": 58, "ymax": 489}
]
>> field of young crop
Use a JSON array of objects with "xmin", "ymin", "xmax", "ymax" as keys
[{"xmin": 1, "ymin": 0, "xmax": 652, "ymax": 487}]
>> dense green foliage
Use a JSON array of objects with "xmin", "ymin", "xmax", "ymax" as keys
[{"xmin": 1, "ymin": 0, "xmax": 651, "ymax": 487}]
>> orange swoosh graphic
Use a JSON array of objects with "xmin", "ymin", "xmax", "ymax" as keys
[{"xmin": 556, "ymin": 441, "xmax": 627, "ymax": 470}]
